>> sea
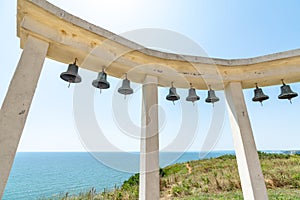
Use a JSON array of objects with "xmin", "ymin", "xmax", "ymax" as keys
[{"xmin": 2, "ymin": 150, "xmax": 284, "ymax": 200}]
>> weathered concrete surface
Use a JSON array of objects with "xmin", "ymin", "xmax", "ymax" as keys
[
  {"xmin": 10, "ymin": 1, "xmax": 298, "ymax": 200},
  {"xmin": 0, "ymin": 36, "xmax": 49, "ymax": 198},
  {"xmin": 17, "ymin": 0, "xmax": 300, "ymax": 90},
  {"xmin": 139, "ymin": 75, "xmax": 159, "ymax": 200},
  {"xmin": 225, "ymin": 82, "xmax": 268, "ymax": 200}
]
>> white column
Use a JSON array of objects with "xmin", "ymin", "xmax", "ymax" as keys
[
  {"xmin": 225, "ymin": 82, "xmax": 268, "ymax": 200},
  {"xmin": 139, "ymin": 75, "xmax": 159, "ymax": 200},
  {"xmin": 0, "ymin": 36, "xmax": 49, "ymax": 198}
]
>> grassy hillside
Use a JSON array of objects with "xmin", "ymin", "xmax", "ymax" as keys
[{"xmin": 45, "ymin": 152, "xmax": 300, "ymax": 200}]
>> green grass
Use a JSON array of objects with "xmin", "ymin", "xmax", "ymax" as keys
[
  {"xmin": 174, "ymin": 189, "xmax": 300, "ymax": 200},
  {"xmin": 44, "ymin": 152, "xmax": 300, "ymax": 199}
]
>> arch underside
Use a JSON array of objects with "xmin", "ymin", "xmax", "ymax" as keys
[{"xmin": 17, "ymin": 0, "xmax": 300, "ymax": 90}]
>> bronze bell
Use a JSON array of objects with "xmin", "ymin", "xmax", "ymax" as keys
[
  {"xmin": 118, "ymin": 74, "xmax": 133, "ymax": 96},
  {"xmin": 166, "ymin": 82, "xmax": 180, "ymax": 104},
  {"xmin": 186, "ymin": 83, "xmax": 200, "ymax": 103},
  {"xmin": 252, "ymin": 83, "xmax": 269, "ymax": 105},
  {"xmin": 205, "ymin": 87, "xmax": 219, "ymax": 104},
  {"xmin": 60, "ymin": 58, "xmax": 82, "ymax": 87},
  {"xmin": 278, "ymin": 80, "xmax": 298, "ymax": 103},
  {"xmin": 92, "ymin": 68, "xmax": 110, "ymax": 90}
]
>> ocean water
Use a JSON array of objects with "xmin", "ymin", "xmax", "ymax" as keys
[{"xmin": 3, "ymin": 151, "xmax": 238, "ymax": 199}]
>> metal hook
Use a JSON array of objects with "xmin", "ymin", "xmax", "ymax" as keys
[{"xmin": 74, "ymin": 58, "xmax": 78, "ymax": 65}]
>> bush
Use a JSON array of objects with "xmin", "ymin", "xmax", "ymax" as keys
[{"xmin": 122, "ymin": 173, "xmax": 139, "ymax": 189}]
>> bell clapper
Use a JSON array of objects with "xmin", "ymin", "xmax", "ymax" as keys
[
  {"xmin": 68, "ymin": 82, "xmax": 70, "ymax": 88},
  {"xmin": 173, "ymin": 101, "xmax": 175, "ymax": 106}
]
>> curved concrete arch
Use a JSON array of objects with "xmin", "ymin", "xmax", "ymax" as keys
[
  {"xmin": 0, "ymin": 1, "xmax": 293, "ymax": 199},
  {"xmin": 17, "ymin": 0, "xmax": 300, "ymax": 90}
]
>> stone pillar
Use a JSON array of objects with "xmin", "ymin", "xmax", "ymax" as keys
[
  {"xmin": 139, "ymin": 75, "xmax": 159, "ymax": 200},
  {"xmin": 0, "ymin": 36, "xmax": 49, "ymax": 198},
  {"xmin": 225, "ymin": 82, "xmax": 268, "ymax": 200}
]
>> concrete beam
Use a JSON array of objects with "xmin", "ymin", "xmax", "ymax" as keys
[
  {"xmin": 16, "ymin": 0, "xmax": 300, "ymax": 90},
  {"xmin": 139, "ymin": 75, "xmax": 159, "ymax": 200},
  {"xmin": 225, "ymin": 82, "xmax": 268, "ymax": 200},
  {"xmin": 0, "ymin": 36, "xmax": 48, "ymax": 198}
]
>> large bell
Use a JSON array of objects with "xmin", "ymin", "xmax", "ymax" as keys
[
  {"xmin": 118, "ymin": 74, "xmax": 133, "ymax": 96},
  {"xmin": 278, "ymin": 80, "xmax": 298, "ymax": 103},
  {"xmin": 92, "ymin": 68, "xmax": 110, "ymax": 90},
  {"xmin": 252, "ymin": 84, "xmax": 269, "ymax": 105},
  {"xmin": 205, "ymin": 87, "xmax": 219, "ymax": 104},
  {"xmin": 60, "ymin": 58, "xmax": 82, "ymax": 86},
  {"xmin": 186, "ymin": 83, "xmax": 200, "ymax": 103},
  {"xmin": 166, "ymin": 82, "xmax": 180, "ymax": 103}
]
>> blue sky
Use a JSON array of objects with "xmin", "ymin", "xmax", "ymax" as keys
[{"xmin": 1, "ymin": 0, "xmax": 300, "ymax": 152}]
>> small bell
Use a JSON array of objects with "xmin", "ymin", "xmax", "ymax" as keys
[
  {"xmin": 205, "ymin": 86, "xmax": 219, "ymax": 105},
  {"xmin": 278, "ymin": 79, "xmax": 298, "ymax": 103},
  {"xmin": 252, "ymin": 83, "xmax": 269, "ymax": 106},
  {"xmin": 186, "ymin": 83, "xmax": 200, "ymax": 104},
  {"xmin": 92, "ymin": 68, "xmax": 110, "ymax": 92},
  {"xmin": 166, "ymin": 82, "xmax": 180, "ymax": 104},
  {"xmin": 60, "ymin": 58, "xmax": 82, "ymax": 87},
  {"xmin": 118, "ymin": 74, "xmax": 133, "ymax": 98}
]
